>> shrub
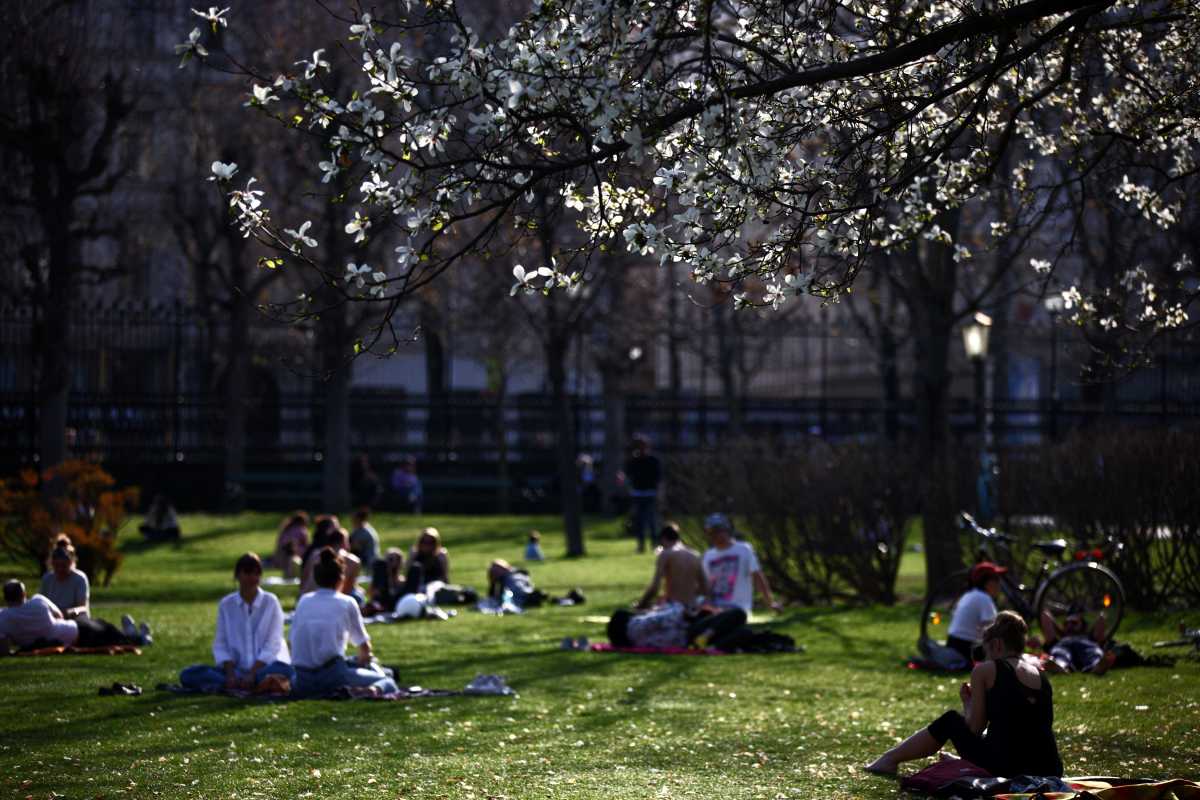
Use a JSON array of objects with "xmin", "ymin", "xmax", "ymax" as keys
[
  {"xmin": 670, "ymin": 440, "xmax": 919, "ymax": 605},
  {"xmin": 0, "ymin": 460, "xmax": 140, "ymax": 585},
  {"xmin": 998, "ymin": 429, "xmax": 1200, "ymax": 609}
]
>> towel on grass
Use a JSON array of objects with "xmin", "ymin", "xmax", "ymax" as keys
[{"xmin": 14, "ymin": 644, "xmax": 142, "ymax": 657}]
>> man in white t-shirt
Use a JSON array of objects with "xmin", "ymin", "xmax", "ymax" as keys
[
  {"xmin": 945, "ymin": 561, "xmax": 1006, "ymax": 662},
  {"xmin": 701, "ymin": 514, "xmax": 781, "ymax": 613}
]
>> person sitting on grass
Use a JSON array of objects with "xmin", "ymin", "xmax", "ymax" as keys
[
  {"xmin": 364, "ymin": 548, "xmax": 406, "ymax": 616},
  {"xmin": 944, "ymin": 562, "xmax": 1006, "ymax": 663},
  {"xmin": 608, "ymin": 604, "xmax": 749, "ymax": 651},
  {"xmin": 139, "ymin": 494, "xmax": 181, "ymax": 542},
  {"xmin": 348, "ymin": 508, "xmax": 380, "ymax": 573},
  {"xmin": 702, "ymin": 513, "xmax": 782, "ymax": 613},
  {"xmin": 866, "ymin": 611, "xmax": 1063, "ymax": 778},
  {"xmin": 40, "ymin": 543, "xmax": 90, "ymax": 620},
  {"xmin": 637, "ymin": 522, "xmax": 707, "ymax": 611},
  {"xmin": 274, "ymin": 512, "xmax": 309, "ymax": 578},
  {"xmin": 0, "ymin": 579, "xmax": 150, "ymax": 653},
  {"xmin": 524, "ymin": 530, "xmax": 545, "ymax": 562},
  {"xmin": 290, "ymin": 548, "xmax": 397, "ymax": 698},
  {"xmin": 300, "ymin": 523, "xmax": 362, "ymax": 603},
  {"xmin": 405, "ymin": 527, "xmax": 450, "ymax": 595},
  {"xmin": 179, "ymin": 553, "xmax": 295, "ymax": 693},
  {"xmin": 1040, "ymin": 609, "xmax": 1115, "ymax": 675}
]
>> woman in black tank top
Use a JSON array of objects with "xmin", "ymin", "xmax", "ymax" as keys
[{"xmin": 866, "ymin": 611, "xmax": 1063, "ymax": 777}]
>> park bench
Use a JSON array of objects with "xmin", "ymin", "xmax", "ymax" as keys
[{"xmin": 227, "ymin": 470, "xmax": 323, "ymax": 509}]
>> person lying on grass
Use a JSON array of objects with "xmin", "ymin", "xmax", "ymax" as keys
[
  {"xmin": 0, "ymin": 578, "xmax": 150, "ymax": 653},
  {"xmin": 866, "ymin": 611, "xmax": 1063, "ymax": 779},
  {"xmin": 178, "ymin": 552, "xmax": 295, "ymax": 693},
  {"xmin": 1039, "ymin": 609, "xmax": 1115, "ymax": 676},
  {"xmin": 607, "ymin": 604, "xmax": 749, "ymax": 651},
  {"xmin": 290, "ymin": 548, "xmax": 397, "ymax": 698}
]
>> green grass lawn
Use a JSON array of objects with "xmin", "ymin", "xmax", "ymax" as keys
[{"xmin": 2, "ymin": 512, "xmax": 1197, "ymax": 799}]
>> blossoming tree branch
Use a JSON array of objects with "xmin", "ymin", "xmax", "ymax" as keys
[{"xmin": 180, "ymin": 0, "xmax": 1198, "ymax": 355}]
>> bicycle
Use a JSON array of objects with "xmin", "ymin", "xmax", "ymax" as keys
[
  {"xmin": 1153, "ymin": 625, "xmax": 1200, "ymax": 654},
  {"xmin": 919, "ymin": 512, "xmax": 1126, "ymax": 650}
]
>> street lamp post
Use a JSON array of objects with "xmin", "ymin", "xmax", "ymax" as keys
[{"xmin": 962, "ymin": 312, "xmax": 994, "ymax": 522}]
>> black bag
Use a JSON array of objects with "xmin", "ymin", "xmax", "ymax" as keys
[{"xmin": 433, "ymin": 585, "xmax": 479, "ymax": 606}]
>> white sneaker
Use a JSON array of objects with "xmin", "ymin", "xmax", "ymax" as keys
[
  {"xmin": 138, "ymin": 621, "xmax": 153, "ymax": 645},
  {"xmin": 121, "ymin": 614, "xmax": 137, "ymax": 638}
]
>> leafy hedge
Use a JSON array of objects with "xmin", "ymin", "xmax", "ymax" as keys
[
  {"xmin": 669, "ymin": 441, "xmax": 921, "ymax": 605},
  {"xmin": 998, "ymin": 429, "xmax": 1200, "ymax": 610}
]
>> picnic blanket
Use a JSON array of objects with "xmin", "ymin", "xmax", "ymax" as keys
[
  {"xmin": 589, "ymin": 642, "xmax": 730, "ymax": 656},
  {"xmin": 900, "ymin": 759, "xmax": 1198, "ymax": 800},
  {"xmin": 156, "ymin": 674, "xmax": 514, "ymax": 702},
  {"xmin": 14, "ymin": 644, "xmax": 142, "ymax": 657},
  {"xmin": 157, "ymin": 682, "xmax": 458, "ymax": 701}
]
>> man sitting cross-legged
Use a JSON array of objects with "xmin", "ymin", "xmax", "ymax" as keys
[
  {"xmin": 636, "ymin": 522, "xmax": 707, "ymax": 611},
  {"xmin": 0, "ymin": 579, "xmax": 150, "ymax": 654},
  {"xmin": 179, "ymin": 553, "xmax": 295, "ymax": 693}
]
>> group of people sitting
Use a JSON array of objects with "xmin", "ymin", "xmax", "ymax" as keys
[
  {"xmin": 0, "ymin": 537, "xmax": 153, "ymax": 653},
  {"xmin": 274, "ymin": 511, "xmax": 464, "ymax": 619},
  {"xmin": 606, "ymin": 514, "xmax": 784, "ymax": 652},
  {"xmin": 180, "ymin": 550, "xmax": 396, "ymax": 697},
  {"xmin": 944, "ymin": 561, "xmax": 1115, "ymax": 675},
  {"xmin": 865, "ymin": 560, "xmax": 1123, "ymax": 780}
]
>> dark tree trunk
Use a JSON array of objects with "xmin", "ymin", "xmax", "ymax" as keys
[
  {"xmin": 666, "ymin": 262, "xmax": 683, "ymax": 447},
  {"xmin": 713, "ymin": 302, "xmax": 743, "ymax": 438},
  {"xmin": 420, "ymin": 298, "xmax": 449, "ymax": 452},
  {"xmin": 492, "ymin": 366, "xmax": 511, "ymax": 513},
  {"xmin": 319, "ymin": 309, "xmax": 353, "ymax": 512},
  {"xmin": 599, "ymin": 366, "xmax": 626, "ymax": 513},
  {"xmin": 880, "ymin": 326, "xmax": 901, "ymax": 442},
  {"xmin": 910, "ymin": 211, "xmax": 964, "ymax": 592},
  {"xmin": 221, "ymin": 259, "xmax": 252, "ymax": 510},
  {"xmin": 546, "ymin": 332, "xmax": 584, "ymax": 556}
]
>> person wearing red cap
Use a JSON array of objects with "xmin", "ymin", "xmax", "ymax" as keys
[{"xmin": 945, "ymin": 562, "xmax": 1007, "ymax": 663}]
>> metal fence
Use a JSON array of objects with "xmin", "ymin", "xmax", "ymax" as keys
[{"xmin": 4, "ymin": 301, "xmax": 1199, "ymax": 471}]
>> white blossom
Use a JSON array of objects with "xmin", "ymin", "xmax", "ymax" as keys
[{"xmin": 208, "ymin": 161, "xmax": 238, "ymax": 182}]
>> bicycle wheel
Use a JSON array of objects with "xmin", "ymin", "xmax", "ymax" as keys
[
  {"xmin": 919, "ymin": 569, "xmax": 972, "ymax": 649},
  {"xmin": 1034, "ymin": 562, "xmax": 1126, "ymax": 640}
]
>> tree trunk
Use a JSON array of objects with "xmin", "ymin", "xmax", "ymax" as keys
[
  {"xmin": 36, "ymin": 224, "xmax": 73, "ymax": 468},
  {"xmin": 222, "ymin": 289, "xmax": 251, "ymax": 510},
  {"xmin": 713, "ymin": 302, "xmax": 743, "ymax": 438},
  {"xmin": 420, "ymin": 297, "xmax": 448, "ymax": 452},
  {"xmin": 910, "ymin": 210, "xmax": 963, "ymax": 593},
  {"xmin": 318, "ymin": 295, "xmax": 352, "ymax": 512},
  {"xmin": 599, "ymin": 366, "xmax": 626, "ymax": 513},
  {"xmin": 547, "ymin": 333, "xmax": 584, "ymax": 556},
  {"xmin": 666, "ymin": 262, "xmax": 682, "ymax": 447},
  {"xmin": 880, "ymin": 326, "xmax": 901, "ymax": 443},
  {"xmin": 490, "ymin": 362, "xmax": 511, "ymax": 513}
]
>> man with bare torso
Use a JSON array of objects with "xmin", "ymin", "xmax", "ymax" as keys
[{"xmin": 636, "ymin": 523, "xmax": 707, "ymax": 610}]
